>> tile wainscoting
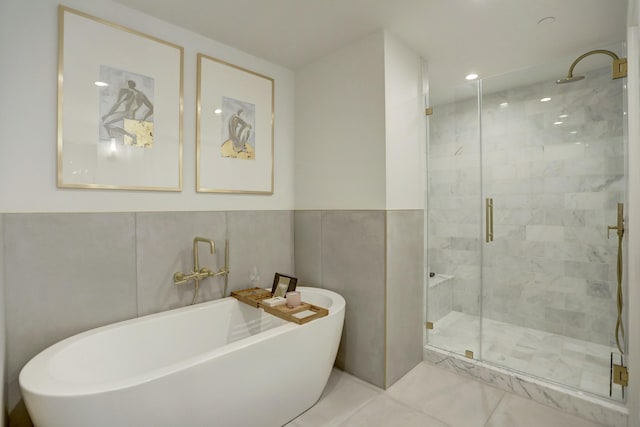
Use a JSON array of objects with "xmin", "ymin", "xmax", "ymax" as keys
[
  {"xmin": 2, "ymin": 210, "xmax": 294, "ymax": 413},
  {"xmin": 2, "ymin": 208, "xmax": 425, "ymax": 416},
  {"xmin": 294, "ymin": 210, "xmax": 424, "ymax": 389}
]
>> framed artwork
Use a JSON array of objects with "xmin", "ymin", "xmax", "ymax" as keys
[
  {"xmin": 271, "ymin": 273, "xmax": 298, "ymax": 298},
  {"xmin": 57, "ymin": 6, "xmax": 183, "ymax": 191},
  {"xmin": 196, "ymin": 53, "xmax": 274, "ymax": 194}
]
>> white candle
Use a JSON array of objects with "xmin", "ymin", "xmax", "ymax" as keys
[{"xmin": 286, "ymin": 291, "xmax": 301, "ymax": 308}]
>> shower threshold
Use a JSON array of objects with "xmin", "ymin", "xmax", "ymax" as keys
[{"xmin": 424, "ymin": 311, "xmax": 627, "ymax": 427}]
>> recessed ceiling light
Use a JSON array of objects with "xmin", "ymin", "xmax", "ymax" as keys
[
  {"xmin": 570, "ymin": 130, "xmax": 578, "ymax": 134},
  {"xmin": 94, "ymin": 81, "xmax": 109, "ymax": 87},
  {"xmin": 214, "ymin": 108, "xmax": 222, "ymax": 114},
  {"xmin": 465, "ymin": 73, "xmax": 479, "ymax": 81},
  {"xmin": 559, "ymin": 114, "xmax": 568, "ymax": 118},
  {"xmin": 499, "ymin": 102, "xmax": 509, "ymax": 108},
  {"xmin": 540, "ymin": 97, "xmax": 551, "ymax": 102},
  {"xmin": 554, "ymin": 121, "xmax": 563, "ymax": 125}
]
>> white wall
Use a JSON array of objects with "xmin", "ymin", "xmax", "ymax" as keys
[
  {"xmin": 383, "ymin": 32, "xmax": 425, "ymax": 210},
  {"xmin": 295, "ymin": 31, "xmax": 387, "ymax": 210},
  {"xmin": 0, "ymin": 0, "xmax": 295, "ymax": 213},
  {"xmin": 630, "ymin": 0, "xmax": 639, "ymax": 26}
]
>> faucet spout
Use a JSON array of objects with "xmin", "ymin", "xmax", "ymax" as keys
[
  {"xmin": 193, "ymin": 237, "xmax": 216, "ymax": 271},
  {"xmin": 173, "ymin": 237, "xmax": 227, "ymax": 306}
]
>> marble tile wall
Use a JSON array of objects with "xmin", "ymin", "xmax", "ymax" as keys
[
  {"xmin": 428, "ymin": 66, "xmax": 624, "ymax": 346},
  {"xmin": 427, "ymin": 275, "xmax": 453, "ymax": 322},
  {"xmin": 428, "ymin": 93, "xmax": 482, "ymax": 318},
  {"xmin": 3, "ymin": 210, "xmax": 293, "ymax": 411},
  {"xmin": 294, "ymin": 210, "xmax": 424, "ymax": 389}
]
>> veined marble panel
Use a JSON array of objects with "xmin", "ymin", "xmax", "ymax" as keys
[
  {"xmin": 564, "ymin": 192, "xmax": 616, "ymax": 210},
  {"xmin": 525, "ymin": 225, "xmax": 564, "ymax": 242},
  {"xmin": 543, "ymin": 143, "xmax": 586, "ymax": 161}
]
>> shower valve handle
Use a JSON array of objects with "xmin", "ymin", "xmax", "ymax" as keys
[
  {"xmin": 607, "ymin": 203, "xmax": 625, "ymax": 239},
  {"xmin": 608, "ymin": 225, "xmax": 621, "ymax": 238}
]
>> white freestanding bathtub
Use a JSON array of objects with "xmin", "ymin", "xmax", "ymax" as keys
[{"xmin": 20, "ymin": 286, "xmax": 345, "ymax": 427}]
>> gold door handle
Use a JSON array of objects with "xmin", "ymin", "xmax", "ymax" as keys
[{"xmin": 486, "ymin": 198, "xmax": 494, "ymax": 243}]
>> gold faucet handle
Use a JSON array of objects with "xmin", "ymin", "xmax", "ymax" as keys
[
  {"xmin": 199, "ymin": 267, "xmax": 213, "ymax": 277},
  {"xmin": 173, "ymin": 272, "xmax": 188, "ymax": 285}
]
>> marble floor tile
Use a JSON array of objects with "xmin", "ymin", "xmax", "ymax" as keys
[
  {"xmin": 286, "ymin": 368, "xmax": 382, "ymax": 427},
  {"xmin": 338, "ymin": 395, "xmax": 450, "ymax": 427},
  {"xmin": 289, "ymin": 364, "xmax": 608, "ymax": 427},
  {"xmin": 428, "ymin": 311, "xmax": 617, "ymax": 399},
  {"xmin": 386, "ymin": 363, "xmax": 504, "ymax": 427},
  {"xmin": 484, "ymin": 393, "xmax": 604, "ymax": 427}
]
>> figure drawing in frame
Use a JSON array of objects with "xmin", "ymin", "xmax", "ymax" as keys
[
  {"xmin": 99, "ymin": 65, "xmax": 155, "ymax": 148},
  {"xmin": 220, "ymin": 96, "xmax": 255, "ymax": 160}
]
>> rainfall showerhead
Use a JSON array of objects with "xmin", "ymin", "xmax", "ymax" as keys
[
  {"xmin": 556, "ymin": 49, "xmax": 627, "ymax": 84},
  {"xmin": 556, "ymin": 75, "xmax": 585, "ymax": 84}
]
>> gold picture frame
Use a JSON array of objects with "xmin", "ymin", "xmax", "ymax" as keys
[
  {"xmin": 196, "ymin": 53, "xmax": 274, "ymax": 194},
  {"xmin": 57, "ymin": 6, "xmax": 184, "ymax": 191}
]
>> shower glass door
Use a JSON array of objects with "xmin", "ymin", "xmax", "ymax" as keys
[
  {"xmin": 425, "ymin": 45, "xmax": 627, "ymax": 401},
  {"xmin": 479, "ymin": 53, "xmax": 626, "ymax": 401},
  {"xmin": 425, "ymin": 81, "xmax": 482, "ymax": 359}
]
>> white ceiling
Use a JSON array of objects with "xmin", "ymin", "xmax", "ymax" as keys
[{"xmin": 115, "ymin": 0, "xmax": 627, "ymax": 90}]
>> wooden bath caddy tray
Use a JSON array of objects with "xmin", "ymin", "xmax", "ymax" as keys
[{"xmin": 231, "ymin": 287, "xmax": 328, "ymax": 325}]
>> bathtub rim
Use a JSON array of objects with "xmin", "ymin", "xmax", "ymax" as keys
[{"xmin": 19, "ymin": 286, "xmax": 344, "ymax": 398}]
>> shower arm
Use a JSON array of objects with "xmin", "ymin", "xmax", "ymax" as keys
[{"xmin": 564, "ymin": 49, "xmax": 627, "ymax": 80}]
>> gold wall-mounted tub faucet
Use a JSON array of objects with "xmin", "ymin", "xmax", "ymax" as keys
[{"xmin": 173, "ymin": 237, "xmax": 230, "ymax": 305}]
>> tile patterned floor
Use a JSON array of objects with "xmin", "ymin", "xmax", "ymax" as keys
[
  {"xmin": 427, "ymin": 311, "xmax": 622, "ymax": 400},
  {"xmin": 287, "ymin": 364, "xmax": 606, "ymax": 427}
]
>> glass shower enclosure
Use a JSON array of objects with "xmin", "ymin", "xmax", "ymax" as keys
[{"xmin": 425, "ymin": 47, "xmax": 627, "ymax": 401}]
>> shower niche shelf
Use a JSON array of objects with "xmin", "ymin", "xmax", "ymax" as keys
[
  {"xmin": 231, "ymin": 287, "xmax": 328, "ymax": 325},
  {"xmin": 428, "ymin": 274, "xmax": 453, "ymax": 288}
]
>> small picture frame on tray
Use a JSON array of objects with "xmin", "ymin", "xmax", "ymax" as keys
[{"xmin": 272, "ymin": 273, "xmax": 298, "ymax": 298}]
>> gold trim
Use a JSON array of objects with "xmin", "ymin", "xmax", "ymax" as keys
[
  {"xmin": 57, "ymin": 6, "xmax": 184, "ymax": 192},
  {"xmin": 196, "ymin": 52, "xmax": 275, "ymax": 194},
  {"xmin": 613, "ymin": 363, "xmax": 628, "ymax": 387},
  {"xmin": 465, "ymin": 350, "xmax": 474, "ymax": 359},
  {"xmin": 425, "ymin": 107, "xmax": 433, "ymax": 116},
  {"xmin": 613, "ymin": 58, "xmax": 628, "ymax": 79},
  {"xmin": 425, "ymin": 321, "xmax": 434, "ymax": 330}
]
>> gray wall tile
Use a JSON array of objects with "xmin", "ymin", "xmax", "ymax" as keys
[
  {"xmin": 386, "ymin": 210, "xmax": 424, "ymax": 386},
  {"xmin": 294, "ymin": 211, "xmax": 322, "ymax": 285},
  {"xmin": 227, "ymin": 211, "xmax": 294, "ymax": 293},
  {"xmin": 136, "ymin": 212, "xmax": 228, "ymax": 315},
  {"xmin": 321, "ymin": 211, "xmax": 386, "ymax": 388},
  {"xmin": 2, "ymin": 210, "xmax": 297, "ymax": 412},
  {"xmin": 5, "ymin": 213, "xmax": 137, "ymax": 409}
]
